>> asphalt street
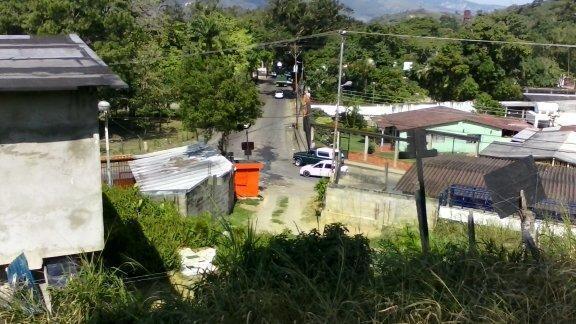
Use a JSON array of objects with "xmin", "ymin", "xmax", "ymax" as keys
[{"xmin": 227, "ymin": 79, "xmax": 317, "ymax": 188}]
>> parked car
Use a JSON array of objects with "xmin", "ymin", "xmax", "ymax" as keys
[
  {"xmin": 292, "ymin": 147, "xmax": 345, "ymax": 166},
  {"xmin": 274, "ymin": 90, "xmax": 284, "ymax": 99},
  {"xmin": 299, "ymin": 160, "xmax": 348, "ymax": 178}
]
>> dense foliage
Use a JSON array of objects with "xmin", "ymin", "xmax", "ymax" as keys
[
  {"xmin": 1, "ymin": 0, "xmax": 574, "ymax": 115},
  {"xmin": 102, "ymin": 186, "xmax": 222, "ymax": 274}
]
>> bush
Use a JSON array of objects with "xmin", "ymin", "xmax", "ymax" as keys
[
  {"xmin": 102, "ymin": 187, "xmax": 223, "ymax": 274},
  {"xmin": 314, "ymin": 178, "xmax": 329, "ymax": 203},
  {"xmin": 367, "ymin": 141, "xmax": 375, "ymax": 154}
]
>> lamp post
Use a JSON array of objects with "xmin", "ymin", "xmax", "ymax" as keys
[{"xmin": 98, "ymin": 100, "xmax": 112, "ymax": 187}]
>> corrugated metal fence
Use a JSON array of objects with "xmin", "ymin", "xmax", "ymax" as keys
[{"xmin": 100, "ymin": 155, "xmax": 135, "ymax": 187}]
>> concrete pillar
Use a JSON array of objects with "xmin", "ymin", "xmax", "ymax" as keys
[
  {"xmin": 364, "ymin": 135, "xmax": 369, "ymax": 160},
  {"xmin": 310, "ymin": 126, "xmax": 315, "ymax": 149},
  {"xmin": 475, "ymin": 140, "xmax": 480, "ymax": 157},
  {"xmin": 394, "ymin": 139, "xmax": 399, "ymax": 167},
  {"xmin": 380, "ymin": 130, "xmax": 384, "ymax": 147}
]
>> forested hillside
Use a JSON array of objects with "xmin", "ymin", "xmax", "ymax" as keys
[{"xmin": 1, "ymin": 0, "xmax": 574, "ymax": 116}]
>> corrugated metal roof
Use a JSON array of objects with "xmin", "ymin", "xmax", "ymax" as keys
[
  {"xmin": 396, "ymin": 155, "xmax": 576, "ymax": 204},
  {"xmin": 371, "ymin": 106, "xmax": 531, "ymax": 132},
  {"xmin": 0, "ymin": 34, "xmax": 127, "ymax": 91},
  {"xmin": 481, "ymin": 131, "xmax": 576, "ymax": 164},
  {"xmin": 129, "ymin": 144, "xmax": 233, "ymax": 193}
]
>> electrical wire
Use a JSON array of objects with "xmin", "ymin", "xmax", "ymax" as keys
[{"xmin": 345, "ymin": 30, "xmax": 576, "ymax": 49}]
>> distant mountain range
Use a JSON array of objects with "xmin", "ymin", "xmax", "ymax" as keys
[{"xmin": 177, "ymin": 0, "xmax": 504, "ymax": 21}]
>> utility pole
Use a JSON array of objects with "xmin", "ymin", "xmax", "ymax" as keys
[
  {"xmin": 290, "ymin": 44, "xmax": 302, "ymax": 129},
  {"xmin": 331, "ymin": 30, "xmax": 346, "ymax": 184}
]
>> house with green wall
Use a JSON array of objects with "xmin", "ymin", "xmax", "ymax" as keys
[{"xmin": 372, "ymin": 106, "xmax": 532, "ymax": 155}]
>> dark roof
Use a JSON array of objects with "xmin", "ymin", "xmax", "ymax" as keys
[
  {"xmin": 395, "ymin": 155, "xmax": 576, "ymax": 204},
  {"xmin": 371, "ymin": 106, "xmax": 530, "ymax": 132},
  {"xmin": 0, "ymin": 34, "xmax": 127, "ymax": 91},
  {"xmin": 480, "ymin": 130, "xmax": 576, "ymax": 165}
]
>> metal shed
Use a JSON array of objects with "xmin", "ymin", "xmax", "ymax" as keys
[{"xmin": 129, "ymin": 144, "xmax": 235, "ymax": 217}]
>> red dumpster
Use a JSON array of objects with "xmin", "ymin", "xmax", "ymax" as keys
[{"xmin": 234, "ymin": 162, "xmax": 264, "ymax": 198}]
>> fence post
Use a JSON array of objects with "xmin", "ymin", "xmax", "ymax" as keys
[{"xmin": 468, "ymin": 209, "xmax": 476, "ymax": 253}]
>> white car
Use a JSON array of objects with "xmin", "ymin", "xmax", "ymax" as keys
[
  {"xmin": 274, "ymin": 90, "xmax": 284, "ymax": 99},
  {"xmin": 299, "ymin": 160, "xmax": 349, "ymax": 178}
]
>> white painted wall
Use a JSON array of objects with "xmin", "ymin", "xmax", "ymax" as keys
[
  {"xmin": 439, "ymin": 206, "xmax": 576, "ymax": 236},
  {"xmin": 0, "ymin": 91, "xmax": 104, "ymax": 268},
  {"xmin": 312, "ymin": 101, "xmax": 475, "ymax": 117}
]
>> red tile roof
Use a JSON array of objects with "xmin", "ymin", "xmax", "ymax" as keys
[
  {"xmin": 396, "ymin": 155, "xmax": 576, "ymax": 204},
  {"xmin": 372, "ymin": 106, "xmax": 531, "ymax": 132}
]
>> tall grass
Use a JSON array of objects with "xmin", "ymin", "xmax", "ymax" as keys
[{"xmin": 5, "ymin": 187, "xmax": 576, "ymax": 323}]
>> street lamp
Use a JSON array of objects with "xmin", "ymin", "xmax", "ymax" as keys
[{"xmin": 98, "ymin": 100, "xmax": 112, "ymax": 187}]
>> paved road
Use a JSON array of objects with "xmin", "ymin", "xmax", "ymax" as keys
[
  {"xmin": 228, "ymin": 79, "xmax": 315, "ymax": 187},
  {"xmin": 228, "ymin": 79, "xmax": 319, "ymax": 233}
]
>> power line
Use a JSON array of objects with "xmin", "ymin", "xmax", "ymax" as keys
[{"xmin": 345, "ymin": 30, "xmax": 576, "ymax": 49}]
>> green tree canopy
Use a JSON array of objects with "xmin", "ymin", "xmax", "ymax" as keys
[{"xmin": 178, "ymin": 57, "xmax": 262, "ymax": 153}]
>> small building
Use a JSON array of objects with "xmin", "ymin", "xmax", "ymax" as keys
[
  {"xmin": 129, "ymin": 144, "xmax": 235, "ymax": 217},
  {"xmin": 480, "ymin": 128, "xmax": 576, "ymax": 167},
  {"xmin": 396, "ymin": 155, "xmax": 576, "ymax": 221},
  {"xmin": 0, "ymin": 34, "xmax": 127, "ymax": 269},
  {"xmin": 371, "ymin": 106, "xmax": 532, "ymax": 155}
]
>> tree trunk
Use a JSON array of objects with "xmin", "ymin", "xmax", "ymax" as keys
[{"xmin": 218, "ymin": 131, "xmax": 230, "ymax": 155}]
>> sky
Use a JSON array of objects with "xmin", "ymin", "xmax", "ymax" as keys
[{"xmin": 468, "ymin": 0, "xmax": 532, "ymax": 5}]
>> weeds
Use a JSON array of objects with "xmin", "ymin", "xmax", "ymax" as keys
[
  {"xmin": 271, "ymin": 196, "xmax": 289, "ymax": 218},
  {"xmin": 5, "ymin": 190, "xmax": 576, "ymax": 323}
]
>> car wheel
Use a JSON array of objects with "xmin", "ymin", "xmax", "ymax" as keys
[
  {"xmin": 294, "ymin": 158, "xmax": 303, "ymax": 166},
  {"xmin": 303, "ymin": 170, "xmax": 311, "ymax": 177}
]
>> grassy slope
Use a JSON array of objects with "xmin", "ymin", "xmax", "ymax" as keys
[{"xmin": 4, "ymin": 190, "xmax": 576, "ymax": 322}]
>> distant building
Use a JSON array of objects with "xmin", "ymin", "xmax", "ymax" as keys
[
  {"xmin": 0, "ymin": 34, "xmax": 127, "ymax": 269},
  {"xmin": 480, "ymin": 128, "xmax": 576, "ymax": 167},
  {"xmin": 129, "ymin": 144, "xmax": 235, "ymax": 217},
  {"xmin": 371, "ymin": 106, "xmax": 532, "ymax": 155},
  {"xmin": 463, "ymin": 10, "xmax": 473, "ymax": 23}
]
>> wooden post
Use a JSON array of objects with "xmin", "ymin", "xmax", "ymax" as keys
[
  {"xmin": 384, "ymin": 162, "xmax": 389, "ymax": 192},
  {"xmin": 468, "ymin": 209, "xmax": 476, "ymax": 253},
  {"xmin": 364, "ymin": 135, "xmax": 369, "ymax": 160},
  {"xmin": 413, "ymin": 130, "xmax": 430, "ymax": 254},
  {"xmin": 519, "ymin": 190, "xmax": 540, "ymax": 260}
]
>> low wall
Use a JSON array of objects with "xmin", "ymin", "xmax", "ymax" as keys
[
  {"xmin": 439, "ymin": 206, "xmax": 576, "ymax": 236},
  {"xmin": 321, "ymin": 185, "xmax": 438, "ymax": 237}
]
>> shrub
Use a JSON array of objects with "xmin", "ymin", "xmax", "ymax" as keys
[
  {"xmin": 102, "ymin": 187, "xmax": 223, "ymax": 274},
  {"xmin": 367, "ymin": 141, "xmax": 375, "ymax": 154},
  {"xmin": 314, "ymin": 178, "xmax": 329, "ymax": 203}
]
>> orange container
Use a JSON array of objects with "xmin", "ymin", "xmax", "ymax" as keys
[{"xmin": 234, "ymin": 162, "xmax": 264, "ymax": 198}]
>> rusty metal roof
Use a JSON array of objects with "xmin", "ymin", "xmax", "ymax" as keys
[
  {"xmin": 396, "ymin": 155, "xmax": 576, "ymax": 204},
  {"xmin": 372, "ymin": 106, "xmax": 531, "ymax": 132},
  {"xmin": 0, "ymin": 34, "xmax": 127, "ymax": 91}
]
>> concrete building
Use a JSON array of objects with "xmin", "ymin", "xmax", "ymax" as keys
[
  {"xmin": 0, "ymin": 35, "xmax": 127, "ymax": 268},
  {"xmin": 372, "ymin": 106, "xmax": 532, "ymax": 155},
  {"xmin": 129, "ymin": 144, "xmax": 235, "ymax": 217}
]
